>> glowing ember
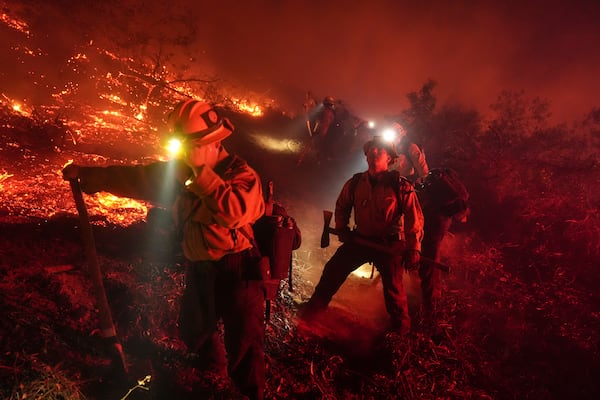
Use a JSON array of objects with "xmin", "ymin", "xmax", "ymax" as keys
[
  {"xmin": 9, "ymin": 101, "xmax": 31, "ymax": 116},
  {"xmin": 95, "ymin": 193, "xmax": 146, "ymax": 211},
  {"xmin": 0, "ymin": 171, "xmax": 13, "ymax": 190},
  {"xmin": 102, "ymin": 110, "xmax": 122, "ymax": 117},
  {"xmin": 88, "ymin": 193, "xmax": 149, "ymax": 225},
  {"xmin": 100, "ymin": 94, "xmax": 127, "ymax": 106},
  {"xmin": 1, "ymin": 12, "xmax": 29, "ymax": 35},
  {"xmin": 134, "ymin": 104, "xmax": 147, "ymax": 120}
]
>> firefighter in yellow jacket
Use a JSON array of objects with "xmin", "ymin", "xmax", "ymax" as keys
[
  {"xmin": 62, "ymin": 100, "xmax": 266, "ymax": 400},
  {"xmin": 301, "ymin": 136, "xmax": 424, "ymax": 334}
]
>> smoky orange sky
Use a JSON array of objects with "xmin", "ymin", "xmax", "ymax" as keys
[
  {"xmin": 2, "ymin": 0, "xmax": 599, "ymax": 124},
  {"xmin": 188, "ymin": 0, "xmax": 599, "ymax": 122}
]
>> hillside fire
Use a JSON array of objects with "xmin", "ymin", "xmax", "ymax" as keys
[{"xmin": 1, "ymin": 2, "xmax": 598, "ymax": 400}]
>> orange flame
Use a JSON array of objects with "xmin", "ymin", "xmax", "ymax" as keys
[
  {"xmin": 89, "ymin": 193, "xmax": 149, "ymax": 225},
  {"xmin": 231, "ymin": 98, "xmax": 263, "ymax": 117}
]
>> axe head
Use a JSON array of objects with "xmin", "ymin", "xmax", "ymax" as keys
[{"xmin": 320, "ymin": 210, "xmax": 333, "ymax": 248}]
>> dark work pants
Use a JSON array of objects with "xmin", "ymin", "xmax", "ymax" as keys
[
  {"xmin": 312, "ymin": 133, "xmax": 326, "ymax": 162},
  {"xmin": 419, "ymin": 211, "xmax": 452, "ymax": 310},
  {"xmin": 178, "ymin": 252, "xmax": 265, "ymax": 400},
  {"xmin": 306, "ymin": 242, "xmax": 410, "ymax": 329}
]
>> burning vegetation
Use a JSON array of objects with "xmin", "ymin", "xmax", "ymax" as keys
[{"xmin": 1, "ymin": 2, "xmax": 599, "ymax": 400}]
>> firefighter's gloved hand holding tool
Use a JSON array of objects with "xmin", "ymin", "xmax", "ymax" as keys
[
  {"xmin": 402, "ymin": 249, "xmax": 421, "ymax": 271},
  {"xmin": 321, "ymin": 210, "xmax": 450, "ymax": 273},
  {"xmin": 69, "ymin": 178, "xmax": 128, "ymax": 375}
]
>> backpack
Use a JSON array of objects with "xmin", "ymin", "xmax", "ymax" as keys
[
  {"xmin": 252, "ymin": 183, "xmax": 301, "ymax": 303},
  {"xmin": 418, "ymin": 168, "xmax": 469, "ymax": 219}
]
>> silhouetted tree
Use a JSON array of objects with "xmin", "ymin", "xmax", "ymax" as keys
[
  {"xmin": 400, "ymin": 79, "xmax": 438, "ymax": 143},
  {"xmin": 386, "ymin": 79, "xmax": 438, "ymax": 145},
  {"xmin": 428, "ymin": 103, "xmax": 482, "ymax": 167},
  {"xmin": 404, "ymin": 79, "xmax": 437, "ymax": 121},
  {"xmin": 488, "ymin": 89, "xmax": 551, "ymax": 144}
]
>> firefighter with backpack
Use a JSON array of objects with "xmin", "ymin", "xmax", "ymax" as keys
[
  {"xmin": 416, "ymin": 167, "xmax": 469, "ymax": 330},
  {"xmin": 62, "ymin": 100, "xmax": 267, "ymax": 400},
  {"xmin": 383, "ymin": 120, "xmax": 469, "ymax": 331},
  {"xmin": 300, "ymin": 136, "xmax": 424, "ymax": 335}
]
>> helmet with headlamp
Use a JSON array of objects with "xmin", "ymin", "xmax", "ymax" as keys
[
  {"xmin": 363, "ymin": 135, "xmax": 398, "ymax": 160},
  {"xmin": 323, "ymin": 96, "xmax": 335, "ymax": 107},
  {"xmin": 167, "ymin": 100, "xmax": 234, "ymax": 145}
]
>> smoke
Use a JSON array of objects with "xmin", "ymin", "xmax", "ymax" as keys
[
  {"xmin": 189, "ymin": 0, "xmax": 600, "ymax": 122},
  {"xmin": 3, "ymin": 0, "xmax": 598, "ymax": 122}
]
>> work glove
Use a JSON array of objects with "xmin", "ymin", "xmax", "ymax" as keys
[
  {"xmin": 61, "ymin": 164, "xmax": 103, "ymax": 194},
  {"xmin": 62, "ymin": 163, "xmax": 80, "ymax": 181},
  {"xmin": 282, "ymin": 216, "xmax": 296, "ymax": 230},
  {"xmin": 338, "ymin": 227, "xmax": 353, "ymax": 243},
  {"xmin": 403, "ymin": 249, "xmax": 421, "ymax": 271}
]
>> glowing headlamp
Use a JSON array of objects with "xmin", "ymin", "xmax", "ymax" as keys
[
  {"xmin": 382, "ymin": 128, "xmax": 397, "ymax": 143},
  {"xmin": 166, "ymin": 137, "xmax": 184, "ymax": 156}
]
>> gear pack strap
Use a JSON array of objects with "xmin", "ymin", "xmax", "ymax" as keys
[{"xmin": 348, "ymin": 171, "xmax": 404, "ymax": 216}]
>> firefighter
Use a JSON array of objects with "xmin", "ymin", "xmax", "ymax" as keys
[
  {"xmin": 389, "ymin": 122, "xmax": 429, "ymax": 183},
  {"xmin": 418, "ymin": 196, "xmax": 451, "ymax": 331},
  {"xmin": 62, "ymin": 100, "xmax": 267, "ymax": 400},
  {"xmin": 311, "ymin": 96, "xmax": 336, "ymax": 163},
  {"xmin": 300, "ymin": 136, "xmax": 424, "ymax": 334},
  {"xmin": 417, "ymin": 168, "xmax": 469, "ymax": 331},
  {"xmin": 303, "ymin": 91, "xmax": 317, "ymax": 117}
]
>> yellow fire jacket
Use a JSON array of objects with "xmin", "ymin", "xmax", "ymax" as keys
[
  {"xmin": 334, "ymin": 171, "xmax": 424, "ymax": 252},
  {"xmin": 78, "ymin": 155, "xmax": 265, "ymax": 261}
]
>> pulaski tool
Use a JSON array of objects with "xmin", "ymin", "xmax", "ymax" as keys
[
  {"xmin": 69, "ymin": 179, "xmax": 128, "ymax": 375},
  {"xmin": 320, "ymin": 210, "xmax": 450, "ymax": 273}
]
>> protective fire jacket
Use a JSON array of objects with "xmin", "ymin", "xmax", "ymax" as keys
[
  {"xmin": 76, "ymin": 155, "xmax": 265, "ymax": 261},
  {"xmin": 334, "ymin": 171, "xmax": 424, "ymax": 252},
  {"xmin": 390, "ymin": 140, "xmax": 429, "ymax": 181}
]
